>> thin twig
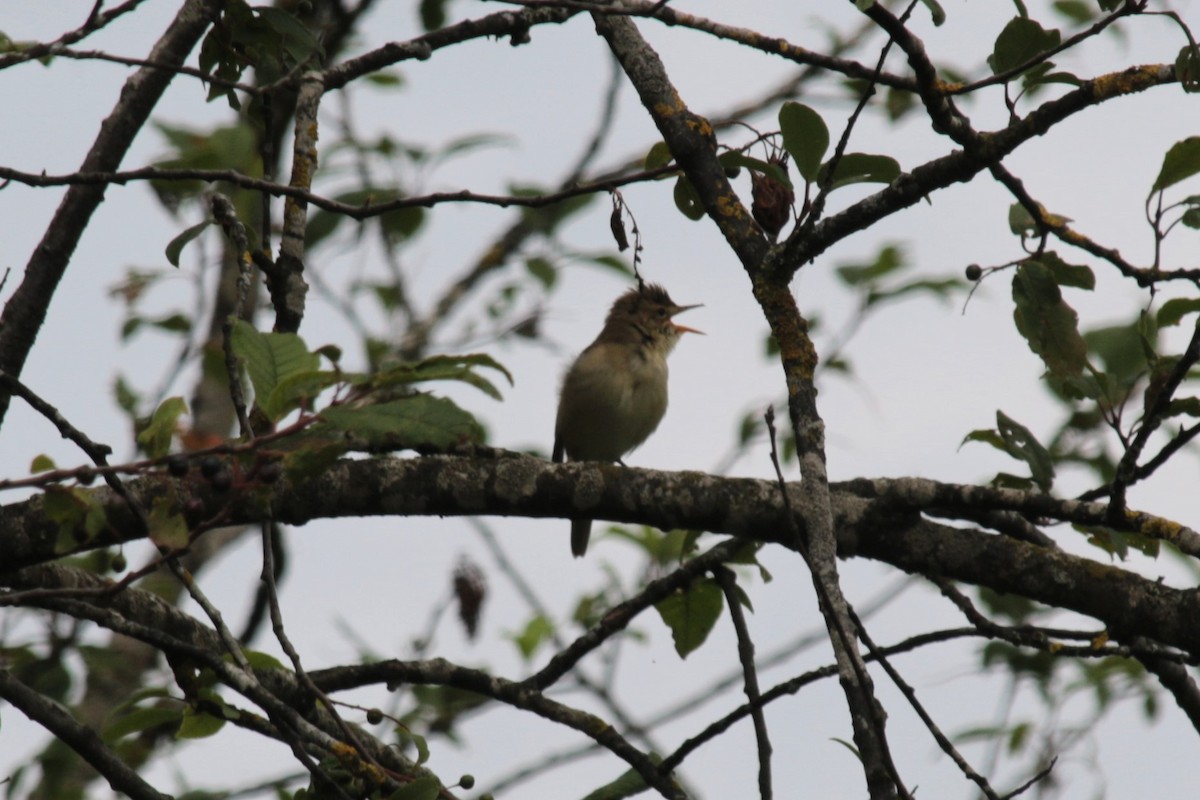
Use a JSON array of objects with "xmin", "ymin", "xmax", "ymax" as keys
[{"xmin": 714, "ymin": 566, "xmax": 772, "ymax": 800}]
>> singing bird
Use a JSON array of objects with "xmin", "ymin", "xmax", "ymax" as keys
[{"xmin": 552, "ymin": 282, "xmax": 702, "ymax": 557}]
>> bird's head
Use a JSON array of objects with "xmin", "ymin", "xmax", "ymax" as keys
[{"xmin": 606, "ymin": 282, "xmax": 703, "ymax": 352}]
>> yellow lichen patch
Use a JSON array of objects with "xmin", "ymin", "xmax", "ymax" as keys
[
  {"xmin": 653, "ymin": 97, "xmax": 685, "ymax": 119},
  {"xmin": 936, "ymin": 79, "xmax": 965, "ymax": 94},
  {"xmin": 715, "ymin": 193, "xmax": 748, "ymax": 221},
  {"xmin": 1091, "ymin": 65, "xmax": 1161, "ymax": 99},
  {"xmin": 1136, "ymin": 510, "xmax": 1182, "ymax": 542},
  {"xmin": 686, "ymin": 116, "xmax": 714, "ymax": 139},
  {"xmin": 1048, "ymin": 641, "xmax": 1063, "ymax": 654},
  {"xmin": 1091, "ymin": 630, "xmax": 1109, "ymax": 649}
]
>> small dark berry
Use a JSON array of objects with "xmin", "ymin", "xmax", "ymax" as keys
[
  {"xmin": 257, "ymin": 461, "xmax": 282, "ymax": 484},
  {"xmin": 77, "ymin": 470, "xmax": 96, "ymax": 486},
  {"xmin": 167, "ymin": 454, "xmax": 190, "ymax": 477},
  {"xmin": 366, "ymin": 708, "xmax": 383, "ymax": 725},
  {"xmin": 458, "ymin": 775, "xmax": 475, "ymax": 790},
  {"xmin": 184, "ymin": 497, "xmax": 205, "ymax": 514},
  {"xmin": 199, "ymin": 455, "xmax": 222, "ymax": 479},
  {"xmin": 965, "ymin": 263, "xmax": 983, "ymax": 281},
  {"xmin": 111, "ymin": 552, "xmax": 127, "ymax": 572},
  {"xmin": 210, "ymin": 469, "xmax": 233, "ymax": 492}
]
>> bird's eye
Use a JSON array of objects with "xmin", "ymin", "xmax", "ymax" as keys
[{"xmin": 657, "ymin": 308, "xmax": 667, "ymax": 317}]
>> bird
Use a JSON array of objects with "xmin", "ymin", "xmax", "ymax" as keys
[{"xmin": 553, "ymin": 282, "xmax": 702, "ymax": 557}]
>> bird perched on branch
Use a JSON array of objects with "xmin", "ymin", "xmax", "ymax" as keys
[{"xmin": 553, "ymin": 282, "xmax": 702, "ymax": 557}]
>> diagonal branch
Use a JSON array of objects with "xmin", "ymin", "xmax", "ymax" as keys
[{"xmin": 0, "ymin": 0, "xmax": 223, "ymax": 428}]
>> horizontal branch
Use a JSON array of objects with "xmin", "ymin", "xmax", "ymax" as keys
[
  {"xmin": 3, "ymin": 451, "xmax": 1200, "ymax": 655},
  {"xmin": 0, "ymin": 164, "xmax": 676, "ymax": 219}
]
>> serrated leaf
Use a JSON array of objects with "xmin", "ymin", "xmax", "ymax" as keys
[
  {"xmin": 1012, "ymin": 261, "xmax": 1088, "ymax": 378},
  {"xmin": 1152, "ymin": 137, "xmax": 1200, "ymax": 193},
  {"xmin": 655, "ymin": 578, "xmax": 724, "ymax": 659},
  {"xmin": 319, "ymin": 395, "xmax": 484, "ymax": 450},
  {"xmin": 672, "ymin": 176, "xmax": 704, "ymax": 220},
  {"xmin": 366, "ymin": 354, "xmax": 513, "ymax": 400},
  {"xmin": 165, "ymin": 221, "xmax": 211, "ymax": 268},
  {"xmin": 264, "ymin": 369, "xmax": 341, "ymax": 422},
  {"xmin": 818, "ymin": 152, "xmax": 901, "ymax": 190},
  {"xmin": 137, "ymin": 397, "xmax": 188, "ymax": 458},
  {"xmin": 989, "ymin": 16, "xmax": 1062, "ymax": 76},
  {"xmin": 230, "ymin": 320, "xmax": 320, "ymax": 420},
  {"xmin": 779, "ymin": 102, "xmax": 829, "ymax": 182}
]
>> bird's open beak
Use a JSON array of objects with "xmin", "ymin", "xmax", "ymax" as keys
[{"xmin": 670, "ymin": 303, "xmax": 704, "ymax": 335}]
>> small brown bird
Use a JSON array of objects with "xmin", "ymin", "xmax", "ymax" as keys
[{"xmin": 553, "ymin": 282, "xmax": 702, "ymax": 557}]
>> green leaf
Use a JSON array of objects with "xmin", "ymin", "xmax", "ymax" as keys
[
  {"xmin": 1030, "ymin": 252, "xmax": 1094, "ymax": 290},
  {"xmin": 1084, "ymin": 321, "xmax": 1153, "ymax": 385},
  {"xmin": 102, "ymin": 706, "xmax": 183, "ymax": 744},
  {"xmin": 1177, "ymin": 43, "xmax": 1200, "ymax": 94},
  {"xmin": 579, "ymin": 753, "xmax": 665, "ymax": 800},
  {"xmin": 988, "ymin": 16, "xmax": 1062, "ymax": 76},
  {"xmin": 387, "ymin": 776, "xmax": 439, "ymax": 800},
  {"xmin": 655, "ymin": 578, "xmax": 724, "ymax": 659},
  {"xmin": 418, "ymin": 0, "xmax": 449, "ymax": 31},
  {"xmin": 835, "ymin": 244, "xmax": 906, "ymax": 286},
  {"xmin": 230, "ymin": 320, "xmax": 321, "ymax": 421},
  {"xmin": 719, "ymin": 151, "xmax": 791, "ymax": 187},
  {"xmin": 137, "ymin": 397, "xmax": 188, "ymax": 458},
  {"xmin": 508, "ymin": 614, "xmax": 554, "ymax": 661},
  {"xmin": 165, "ymin": 221, "xmax": 211, "ymax": 267},
  {"xmin": 672, "ymin": 176, "xmax": 705, "ymax": 220},
  {"xmin": 818, "ymin": 152, "xmax": 901, "ymax": 190},
  {"xmin": 525, "ymin": 256, "xmax": 557, "ymax": 289},
  {"xmin": 1011, "ymin": 261, "xmax": 1088, "ymax": 378},
  {"xmin": 148, "ymin": 495, "xmax": 190, "ymax": 551},
  {"xmin": 365, "ymin": 353, "xmax": 513, "ymax": 401},
  {"xmin": 1151, "ymin": 137, "xmax": 1200, "ymax": 193},
  {"xmin": 243, "ymin": 650, "xmax": 287, "ymax": 671},
  {"xmin": 1158, "ymin": 298, "xmax": 1200, "ymax": 327},
  {"xmin": 778, "ymin": 102, "xmax": 829, "ymax": 182},
  {"xmin": 919, "ymin": 0, "xmax": 946, "ymax": 25},
  {"xmin": 319, "ymin": 395, "xmax": 485, "ymax": 450},
  {"xmin": 176, "ymin": 706, "xmax": 226, "ymax": 739},
  {"xmin": 1052, "ymin": 1, "xmax": 1094, "ymax": 24},
  {"xmin": 30, "ymin": 454, "xmax": 56, "ymax": 473},
  {"xmin": 996, "ymin": 410, "xmax": 1055, "ymax": 491},
  {"xmin": 1008, "ymin": 202, "xmax": 1038, "ymax": 236},
  {"xmin": 644, "ymin": 141, "xmax": 673, "ymax": 170}
]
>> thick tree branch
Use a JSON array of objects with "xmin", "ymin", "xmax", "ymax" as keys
[
  {"xmin": 0, "ymin": 0, "xmax": 222, "ymax": 427},
  {"xmin": 6, "ymin": 455, "xmax": 1200, "ymax": 654},
  {"xmin": 0, "ymin": 668, "xmax": 172, "ymax": 800}
]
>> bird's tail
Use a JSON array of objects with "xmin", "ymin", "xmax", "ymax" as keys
[{"xmin": 570, "ymin": 518, "xmax": 593, "ymax": 558}]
